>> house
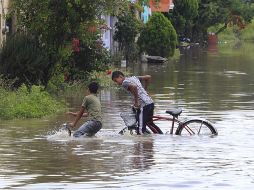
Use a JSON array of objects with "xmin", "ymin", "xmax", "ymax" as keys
[
  {"xmin": 150, "ymin": 0, "xmax": 174, "ymax": 13},
  {"xmin": 101, "ymin": 15, "xmax": 117, "ymax": 52},
  {"xmin": 101, "ymin": 1, "xmax": 175, "ymax": 53},
  {"xmin": 141, "ymin": 0, "xmax": 174, "ymax": 23}
]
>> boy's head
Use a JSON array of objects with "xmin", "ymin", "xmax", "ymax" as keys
[
  {"xmin": 88, "ymin": 82, "xmax": 99, "ymax": 94},
  {"xmin": 111, "ymin": 71, "xmax": 125, "ymax": 85}
]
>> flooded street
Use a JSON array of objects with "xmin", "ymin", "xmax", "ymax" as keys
[{"xmin": 1, "ymin": 43, "xmax": 254, "ymax": 189}]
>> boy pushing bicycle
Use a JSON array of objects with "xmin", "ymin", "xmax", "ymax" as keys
[{"xmin": 112, "ymin": 71, "xmax": 162, "ymax": 135}]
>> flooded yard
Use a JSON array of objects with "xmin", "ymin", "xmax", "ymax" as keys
[{"xmin": 1, "ymin": 43, "xmax": 254, "ymax": 189}]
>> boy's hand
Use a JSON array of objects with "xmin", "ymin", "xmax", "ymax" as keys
[
  {"xmin": 69, "ymin": 122, "xmax": 75, "ymax": 128},
  {"xmin": 66, "ymin": 112, "xmax": 76, "ymax": 116},
  {"xmin": 133, "ymin": 103, "xmax": 140, "ymax": 110}
]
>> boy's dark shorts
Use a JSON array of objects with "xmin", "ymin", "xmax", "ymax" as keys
[{"xmin": 73, "ymin": 120, "xmax": 102, "ymax": 137}]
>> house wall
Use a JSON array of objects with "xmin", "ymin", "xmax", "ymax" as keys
[
  {"xmin": 0, "ymin": 0, "xmax": 12, "ymax": 45},
  {"xmin": 101, "ymin": 15, "xmax": 119, "ymax": 54},
  {"xmin": 101, "ymin": 15, "xmax": 111, "ymax": 50},
  {"xmin": 150, "ymin": 0, "xmax": 174, "ymax": 13}
]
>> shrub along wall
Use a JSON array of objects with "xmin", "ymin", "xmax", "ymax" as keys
[{"xmin": 138, "ymin": 12, "xmax": 177, "ymax": 57}]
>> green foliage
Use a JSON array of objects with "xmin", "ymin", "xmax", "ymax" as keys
[
  {"xmin": 241, "ymin": 20, "xmax": 254, "ymax": 40},
  {"xmin": 46, "ymin": 64, "xmax": 66, "ymax": 94},
  {"xmin": 87, "ymin": 70, "xmax": 113, "ymax": 87},
  {"xmin": 230, "ymin": 0, "xmax": 254, "ymax": 23},
  {"xmin": 168, "ymin": 0, "xmax": 198, "ymax": 40},
  {"xmin": 12, "ymin": 0, "xmax": 129, "ymax": 48},
  {"xmin": 0, "ymin": 33, "xmax": 51, "ymax": 88},
  {"xmin": 67, "ymin": 39, "xmax": 110, "ymax": 81},
  {"xmin": 114, "ymin": 10, "xmax": 142, "ymax": 61},
  {"xmin": 208, "ymin": 19, "xmax": 254, "ymax": 42},
  {"xmin": 11, "ymin": 0, "xmax": 128, "ymax": 85},
  {"xmin": 192, "ymin": 0, "xmax": 254, "ymax": 43},
  {"xmin": 0, "ymin": 84, "xmax": 66, "ymax": 120},
  {"xmin": 167, "ymin": 0, "xmax": 254, "ymax": 43},
  {"xmin": 138, "ymin": 13, "xmax": 177, "ymax": 57}
]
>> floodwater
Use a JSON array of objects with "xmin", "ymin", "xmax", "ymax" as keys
[{"xmin": 1, "ymin": 42, "xmax": 254, "ymax": 189}]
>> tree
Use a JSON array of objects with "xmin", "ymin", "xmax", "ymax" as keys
[
  {"xmin": 167, "ymin": 0, "xmax": 254, "ymax": 43},
  {"xmin": 138, "ymin": 12, "xmax": 177, "ymax": 57},
  {"xmin": 10, "ymin": 0, "xmax": 132, "ymax": 83},
  {"xmin": 167, "ymin": 0, "xmax": 198, "ymax": 41},
  {"xmin": 192, "ymin": 0, "xmax": 254, "ymax": 43},
  {"xmin": 114, "ymin": 4, "xmax": 142, "ymax": 62}
]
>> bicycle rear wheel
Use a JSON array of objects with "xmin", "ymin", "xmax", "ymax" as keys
[{"xmin": 175, "ymin": 119, "xmax": 218, "ymax": 136}]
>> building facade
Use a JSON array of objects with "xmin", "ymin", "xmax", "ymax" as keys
[{"xmin": 0, "ymin": 0, "xmax": 12, "ymax": 45}]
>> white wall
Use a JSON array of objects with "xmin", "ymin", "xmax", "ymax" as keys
[
  {"xmin": 0, "ymin": 0, "xmax": 11, "ymax": 45},
  {"xmin": 101, "ymin": 15, "xmax": 111, "ymax": 50}
]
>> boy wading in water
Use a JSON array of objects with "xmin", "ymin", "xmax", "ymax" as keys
[
  {"xmin": 112, "ymin": 71, "xmax": 163, "ymax": 135},
  {"xmin": 67, "ymin": 82, "xmax": 102, "ymax": 137}
]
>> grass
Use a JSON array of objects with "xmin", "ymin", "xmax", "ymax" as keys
[
  {"xmin": 0, "ymin": 84, "xmax": 66, "ymax": 120},
  {"xmin": 241, "ymin": 21, "xmax": 254, "ymax": 41}
]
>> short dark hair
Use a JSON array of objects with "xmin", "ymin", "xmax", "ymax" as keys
[
  {"xmin": 88, "ymin": 82, "xmax": 99, "ymax": 94},
  {"xmin": 111, "ymin": 71, "xmax": 124, "ymax": 80}
]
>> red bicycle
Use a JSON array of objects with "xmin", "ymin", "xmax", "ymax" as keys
[{"xmin": 119, "ymin": 108, "xmax": 218, "ymax": 136}]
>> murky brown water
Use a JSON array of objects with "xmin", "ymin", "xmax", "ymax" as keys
[{"xmin": 1, "ymin": 43, "xmax": 254, "ymax": 189}]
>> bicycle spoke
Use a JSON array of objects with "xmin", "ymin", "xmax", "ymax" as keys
[
  {"xmin": 183, "ymin": 125, "xmax": 195, "ymax": 135},
  {"xmin": 197, "ymin": 122, "xmax": 203, "ymax": 134}
]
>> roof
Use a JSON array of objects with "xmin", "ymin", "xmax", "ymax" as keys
[{"xmin": 149, "ymin": 0, "xmax": 173, "ymax": 12}]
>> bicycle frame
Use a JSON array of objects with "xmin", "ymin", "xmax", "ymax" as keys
[
  {"xmin": 152, "ymin": 115, "xmax": 181, "ymax": 134},
  {"xmin": 119, "ymin": 112, "xmax": 216, "ymax": 136}
]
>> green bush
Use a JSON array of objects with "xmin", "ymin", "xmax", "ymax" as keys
[
  {"xmin": 46, "ymin": 64, "xmax": 66, "ymax": 94},
  {"xmin": 0, "ymin": 84, "xmax": 66, "ymax": 120},
  {"xmin": 0, "ymin": 33, "xmax": 51, "ymax": 88},
  {"xmin": 138, "ymin": 12, "xmax": 177, "ymax": 57},
  {"xmin": 241, "ymin": 20, "xmax": 254, "ymax": 41},
  {"xmin": 67, "ymin": 38, "xmax": 110, "ymax": 81}
]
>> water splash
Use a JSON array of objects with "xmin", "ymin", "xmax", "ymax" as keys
[{"xmin": 46, "ymin": 127, "xmax": 72, "ymax": 141}]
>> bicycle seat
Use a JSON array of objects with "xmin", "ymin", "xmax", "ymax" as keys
[{"xmin": 165, "ymin": 108, "xmax": 182, "ymax": 117}]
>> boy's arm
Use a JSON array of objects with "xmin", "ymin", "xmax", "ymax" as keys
[
  {"xmin": 137, "ymin": 75, "xmax": 151, "ymax": 90},
  {"xmin": 127, "ymin": 84, "xmax": 139, "ymax": 108},
  {"xmin": 70, "ymin": 107, "xmax": 86, "ymax": 128},
  {"xmin": 66, "ymin": 111, "xmax": 88, "ymax": 117}
]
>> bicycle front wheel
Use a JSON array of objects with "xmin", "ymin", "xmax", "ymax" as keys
[
  {"xmin": 175, "ymin": 119, "xmax": 218, "ymax": 136},
  {"xmin": 118, "ymin": 126, "xmax": 151, "ymax": 135}
]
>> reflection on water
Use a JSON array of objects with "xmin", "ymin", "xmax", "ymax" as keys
[{"xmin": 1, "ymin": 43, "xmax": 254, "ymax": 189}]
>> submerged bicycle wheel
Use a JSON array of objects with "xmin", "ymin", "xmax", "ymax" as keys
[
  {"xmin": 119, "ymin": 126, "xmax": 151, "ymax": 135},
  {"xmin": 175, "ymin": 119, "xmax": 218, "ymax": 136}
]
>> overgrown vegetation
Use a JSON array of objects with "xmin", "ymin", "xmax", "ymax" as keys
[
  {"xmin": 0, "ymin": 33, "xmax": 51, "ymax": 88},
  {"xmin": 167, "ymin": 0, "xmax": 254, "ymax": 43},
  {"xmin": 0, "ymin": 83, "xmax": 66, "ymax": 120},
  {"xmin": 241, "ymin": 20, "xmax": 254, "ymax": 41},
  {"xmin": 208, "ymin": 19, "xmax": 254, "ymax": 42}
]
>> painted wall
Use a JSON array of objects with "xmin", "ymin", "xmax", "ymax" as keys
[{"xmin": 150, "ymin": 0, "xmax": 174, "ymax": 13}]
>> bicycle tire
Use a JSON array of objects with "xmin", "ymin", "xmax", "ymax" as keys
[{"xmin": 175, "ymin": 119, "xmax": 218, "ymax": 136}]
